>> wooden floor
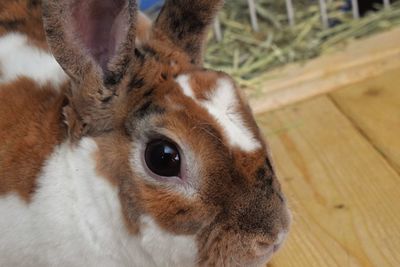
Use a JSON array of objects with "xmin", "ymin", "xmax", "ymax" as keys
[{"xmin": 260, "ymin": 68, "xmax": 400, "ymax": 267}]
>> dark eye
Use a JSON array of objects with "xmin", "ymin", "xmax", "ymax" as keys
[{"xmin": 145, "ymin": 139, "xmax": 181, "ymax": 177}]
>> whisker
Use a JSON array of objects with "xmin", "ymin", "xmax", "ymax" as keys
[{"xmin": 191, "ymin": 123, "xmax": 226, "ymax": 147}]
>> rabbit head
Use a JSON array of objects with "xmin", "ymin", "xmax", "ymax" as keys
[{"xmin": 41, "ymin": 0, "xmax": 291, "ymax": 266}]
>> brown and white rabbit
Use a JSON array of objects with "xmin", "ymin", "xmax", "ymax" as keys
[{"xmin": 0, "ymin": 0, "xmax": 291, "ymax": 266}]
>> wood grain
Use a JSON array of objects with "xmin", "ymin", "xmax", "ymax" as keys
[
  {"xmin": 247, "ymin": 27, "xmax": 400, "ymax": 114},
  {"xmin": 256, "ymin": 97, "xmax": 400, "ymax": 267},
  {"xmin": 330, "ymin": 68, "xmax": 400, "ymax": 173}
]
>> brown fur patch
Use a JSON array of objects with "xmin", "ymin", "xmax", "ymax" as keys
[
  {"xmin": 187, "ymin": 70, "xmax": 220, "ymax": 100},
  {"xmin": 0, "ymin": 78, "xmax": 67, "ymax": 201},
  {"xmin": 136, "ymin": 183, "xmax": 216, "ymax": 235},
  {"xmin": 94, "ymin": 133, "xmax": 142, "ymax": 234},
  {"xmin": 0, "ymin": 0, "xmax": 48, "ymax": 50}
]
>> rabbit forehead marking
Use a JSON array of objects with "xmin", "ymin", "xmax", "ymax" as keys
[
  {"xmin": 176, "ymin": 74, "xmax": 261, "ymax": 152},
  {"xmin": 0, "ymin": 33, "xmax": 67, "ymax": 87}
]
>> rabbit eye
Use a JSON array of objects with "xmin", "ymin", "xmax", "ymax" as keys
[{"xmin": 145, "ymin": 139, "xmax": 181, "ymax": 177}]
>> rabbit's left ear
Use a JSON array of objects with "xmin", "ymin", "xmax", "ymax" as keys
[
  {"xmin": 42, "ymin": 0, "xmax": 137, "ymax": 85},
  {"xmin": 153, "ymin": 0, "xmax": 224, "ymax": 65}
]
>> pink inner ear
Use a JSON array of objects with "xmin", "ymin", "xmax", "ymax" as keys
[{"xmin": 72, "ymin": 0, "xmax": 128, "ymax": 71}]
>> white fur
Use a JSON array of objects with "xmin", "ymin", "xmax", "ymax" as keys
[
  {"xmin": 175, "ymin": 75, "xmax": 195, "ymax": 98},
  {"xmin": 140, "ymin": 216, "xmax": 197, "ymax": 267},
  {"xmin": 176, "ymin": 75, "xmax": 261, "ymax": 152},
  {"xmin": 202, "ymin": 79, "xmax": 261, "ymax": 152},
  {"xmin": 0, "ymin": 33, "xmax": 67, "ymax": 87},
  {"xmin": 0, "ymin": 138, "xmax": 198, "ymax": 267}
]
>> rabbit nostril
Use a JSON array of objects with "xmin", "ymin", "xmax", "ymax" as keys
[
  {"xmin": 254, "ymin": 231, "xmax": 288, "ymax": 257},
  {"xmin": 254, "ymin": 240, "xmax": 274, "ymax": 257},
  {"xmin": 256, "ymin": 241, "xmax": 271, "ymax": 249},
  {"xmin": 273, "ymin": 231, "xmax": 287, "ymax": 252}
]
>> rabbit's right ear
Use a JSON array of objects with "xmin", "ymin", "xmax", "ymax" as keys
[
  {"xmin": 42, "ymin": 0, "xmax": 137, "ymax": 85},
  {"xmin": 42, "ymin": 0, "xmax": 138, "ymax": 139}
]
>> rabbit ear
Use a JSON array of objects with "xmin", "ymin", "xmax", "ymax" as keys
[
  {"xmin": 41, "ymin": 0, "xmax": 138, "ymax": 140},
  {"xmin": 153, "ymin": 0, "xmax": 223, "ymax": 65},
  {"xmin": 42, "ymin": 0, "xmax": 137, "ymax": 85}
]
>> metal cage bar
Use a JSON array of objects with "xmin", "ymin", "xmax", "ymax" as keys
[
  {"xmin": 247, "ymin": 0, "xmax": 260, "ymax": 32},
  {"xmin": 383, "ymin": 0, "xmax": 391, "ymax": 9},
  {"xmin": 285, "ymin": 0, "xmax": 296, "ymax": 26},
  {"xmin": 213, "ymin": 17, "xmax": 223, "ymax": 42},
  {"xmin": 351, "ymin": 0, "xmax": 360, "ymax": 19},
  {"xmin": 318, "ymin": 0, "xmax": 329, "ymax": 28}
]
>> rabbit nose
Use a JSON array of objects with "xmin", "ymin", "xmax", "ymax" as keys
[{"xmin": 254, "ymin": 231, "xmax": 287, "ymax": 257}]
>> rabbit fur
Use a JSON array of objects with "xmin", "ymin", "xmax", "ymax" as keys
[{"xmin": 0, "ymin": 0, "xmax": 291, "ymax": 266}]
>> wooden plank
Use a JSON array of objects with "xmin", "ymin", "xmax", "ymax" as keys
[
  {"xmin": 330, "ymin": 68, "xmax": 400, "ymax": 173},
  {"xmin": 248, "ymin": 27, "xmax": 400, "ymax": 114},
  {"xmin": 256, "ymin": 97, "xmax": 400, "ymax": 267}
]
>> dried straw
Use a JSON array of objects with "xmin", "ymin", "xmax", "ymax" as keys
[{"xmin": 205, "ymin": 0, "xmax": 400, "ymax": 89}]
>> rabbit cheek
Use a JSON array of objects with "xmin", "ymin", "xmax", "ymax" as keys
[
  {"xmin": 93, "ymin": 134, "xmax": 144, "ymax": 234},
  {"xmin": 135, "ymin": 183, "xmax": 213, "ymax": 235}
]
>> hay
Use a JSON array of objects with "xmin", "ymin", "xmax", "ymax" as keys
[{"xmin": 205, "ymin": 0, "xmax": 400, "ymax": 89}]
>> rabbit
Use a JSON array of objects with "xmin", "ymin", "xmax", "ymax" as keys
[{"xmin": 0, "ymin": 0, "xmax": 291, "ymax": 266}]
